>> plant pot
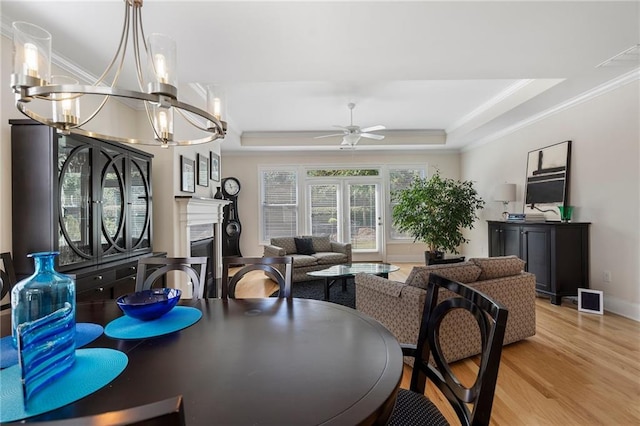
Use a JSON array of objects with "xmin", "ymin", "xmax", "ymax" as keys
[{"xmin": 425, "ymin": 250, "xmax": 444, "ymax": 265}]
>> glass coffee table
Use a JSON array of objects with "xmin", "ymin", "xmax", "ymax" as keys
[{"xmin": 307, "ymin": 263, "xmax": 400, "ymax": 302}]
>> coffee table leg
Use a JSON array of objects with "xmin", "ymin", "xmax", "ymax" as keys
[{"xmin": 325, "ymin": 278, "xmax": 331, "ymax": 301}]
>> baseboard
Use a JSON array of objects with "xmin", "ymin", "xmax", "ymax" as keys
[
  {"xmin": 385, "ymin": 254, "xmax": 425, "ymax": 263},
  {"xmin": 603, "ymin": 296, "xmax": 640, "ymax": 322}
]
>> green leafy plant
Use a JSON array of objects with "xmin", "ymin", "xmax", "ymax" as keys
[{"xmin": 392, "ymin": 171, "xmax": 485, "ymax": 254}]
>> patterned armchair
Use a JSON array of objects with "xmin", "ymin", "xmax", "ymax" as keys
[{"xmin": 356, "ymin": 256, "xmax": 536, "ymax": 364}]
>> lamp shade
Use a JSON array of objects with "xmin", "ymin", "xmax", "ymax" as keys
[{"xmin": 494, "ymin": 183, "xmax": 516, "ymax": 202}]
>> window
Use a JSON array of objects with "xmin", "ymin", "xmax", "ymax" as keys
[
  {"xmin": 260, "ymin": 169, "xmax": 298, "ymax": 242},
  {"xmin": 389, "ymin": 167, "xmax": 426, "ymax": 240}
]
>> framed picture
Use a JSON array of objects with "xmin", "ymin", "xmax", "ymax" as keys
[
  {"xmin": 578, "ymin": 288, "xmax": 604, "ymax": 315},
  {"xmin": 180, "ymin": 155, "xmax": 195, "ymax": 193},
  {"xmin": 210, "ymin": 151, "xmax": 220, "ymax": 182},
  {"xmin": 197, "ymin": 153, "xmax": 209, "ymax": 187},
  {"xmin": 524, "ymin": 140, "xmax": 572, "ymax": 214}
]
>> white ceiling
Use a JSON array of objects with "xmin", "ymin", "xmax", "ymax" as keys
[{"xmin": 2, "ymin": 1, "xmax": 639, "ymax": 152}]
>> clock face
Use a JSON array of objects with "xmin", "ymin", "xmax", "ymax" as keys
[{"xmin": 223, "ymin": 178, "xmax": 240, "ymax": 196}]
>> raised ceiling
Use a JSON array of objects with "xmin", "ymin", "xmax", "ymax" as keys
[{"xmin": 2, "ymin": 1, "xmax": 639, "ymax": 152}]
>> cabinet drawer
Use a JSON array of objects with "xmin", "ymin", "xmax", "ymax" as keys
[
  {"xmin": 115, "ymin": 264, "xmax": 138, "ymax": 280},
  {"xmin": 77, "ymin": 285, "xmax": 112, "ymax": 302},
  {"xmin": 112, "ymin": 276, "xmax": 137, "ymax": 299},
  {"xmin": 75, "ymin": 270, "xmax": 117, "ymax": 293}
]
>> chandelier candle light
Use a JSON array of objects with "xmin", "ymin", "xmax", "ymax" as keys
[{"xmin": 10, "ymin": 0, "xmax": 226, "ymax": 147}]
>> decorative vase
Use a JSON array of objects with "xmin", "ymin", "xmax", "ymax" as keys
[
  {"xmin": 558, "ymin": 205, "xmax": 574, "ymax": 222},
  {"xmin": 214, "ymin": 186, "xmax": 223, "ymax": 199},
  {"xmin": 11, "ymin": 251, "xmax": 76, "ymax": 404}
]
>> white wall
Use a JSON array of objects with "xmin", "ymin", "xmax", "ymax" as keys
[
  {"xmin": 461, "ymin": 81, "xmax": 640, "ymax": 320},
  {"xmin": 221, "ymin": 149, "xmax": 461, "ymax": 261}
]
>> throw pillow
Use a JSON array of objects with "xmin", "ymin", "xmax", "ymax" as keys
[
  {"xmin": 294, "ymin": 237, "xmax": 316, "ymax": 255},
  {"xmin": 469, "ymin": 256, "xmax": 525, "ymax": 280},
  {"xmin": 311, "ymin": 235, "xmax": 332, "ymax": 252}
]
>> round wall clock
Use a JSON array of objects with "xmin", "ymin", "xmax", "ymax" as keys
[{"xmin": 222, "ymin": 177, "xmax": 241, "ymax": 198}]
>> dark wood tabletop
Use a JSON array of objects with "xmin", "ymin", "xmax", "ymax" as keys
[{"xmin": 1, "ymin": 298, "xmax": 403, "ymax": 425}]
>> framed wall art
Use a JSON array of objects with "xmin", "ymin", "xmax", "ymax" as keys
[
  {"xmin": 197, "ymin": 153, "xmax": 209, "ymax": 187},
  {"xmin": 210, "ymin": 152, "xmax": 220, "ymax": 182},
  {"xmin": 524, "ymin": 140, "xmax": 571, "ymax": 214},
  {"xmin": 180, "ymin": 155, "xmax": 195, "ymax": 193}
]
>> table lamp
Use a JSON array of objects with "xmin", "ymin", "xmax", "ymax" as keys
[{"xmin": 494, "ymin": 183, "xmax": 516, "ymax": 220}]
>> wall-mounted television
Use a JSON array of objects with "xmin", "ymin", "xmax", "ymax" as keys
[{"xmin": 524, "ymin": 140, "xmax": 571, "ymax": 210}]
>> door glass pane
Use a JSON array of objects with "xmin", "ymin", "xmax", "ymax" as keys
[
  {"xmin": 58, "ymin": 138, "xmax": 93, "ymax": 266},
  {"xmin": 99, "ymin": 148, "xmax": 126, "ymax": 256},
  {"xmin": 349, "ymin": 184, "xmax": 377, "ymax": 250},
  {"xmin": 309, "ymin": 184, "xmax": 339, "ymax": 241},
  {"xmin": 130, "ymin": 159, "xmax": 151, "ymax": 249}
]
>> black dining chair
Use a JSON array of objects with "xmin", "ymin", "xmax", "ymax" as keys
[
  {"xmin": 388, "ymin": 273, "xmax": 509, "ymax": 426},
  {"xmin": 221, "ymin": 256, "xmax": 293, "ymax": 299},
  {"xmin": 136, "ymin": 257, "xmax": 208, "ymax": 300},
  {"xmin": 31, "ymin": 395, "xmax": 185, "ymax": 425},
  {"xmin": 0, "ymin": 252, "xmax": 17, "ymax": 310}
]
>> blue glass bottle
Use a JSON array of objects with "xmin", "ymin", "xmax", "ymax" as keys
[
  {"xmin": 11, "ymin": 252, "xmax": 76, "ymax": 404},
  {"xmin": 11, "ymin": 252, "xmax": 76, "ymax": 345}
]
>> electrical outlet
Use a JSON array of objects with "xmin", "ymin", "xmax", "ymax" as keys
[{"xmin": 603, "ymin": 270, "xmax": 612, "ymax": 283}]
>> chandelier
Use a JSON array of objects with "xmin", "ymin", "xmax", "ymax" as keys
[{"xmin": 10, "ymin": 0, "xmax": 226, "ymax": 147}]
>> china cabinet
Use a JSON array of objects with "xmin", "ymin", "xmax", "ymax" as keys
[{"xmin": 10, "ymin": 120, "xmax": 161, "ymax": 300}]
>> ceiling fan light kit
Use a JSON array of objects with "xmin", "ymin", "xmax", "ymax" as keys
[
  {"xmin": 316, "ymin": 102, "xmax": 385, "ymax": 148},
  {"xmin": 10, "ymin": 0, "xmax": 227, "ymax": 147}
]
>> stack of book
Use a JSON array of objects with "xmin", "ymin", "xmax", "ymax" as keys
[{"xmin": 506, "ymin": 213, "xmax": 546, "ymax": 222}]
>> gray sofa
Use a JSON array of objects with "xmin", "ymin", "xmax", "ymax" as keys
[{"xmin": 263, "ymin": 236, "xmax": 352, "ymax": 282}]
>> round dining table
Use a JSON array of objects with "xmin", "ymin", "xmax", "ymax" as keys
[{"xmin": 1, "ymin": 297, "xmax": 403, "ymax": 425}]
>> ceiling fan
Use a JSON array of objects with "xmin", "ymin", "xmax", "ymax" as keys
[{"xmin": 315, "ymin": 103, "xmax": 385, "ymax": 147}]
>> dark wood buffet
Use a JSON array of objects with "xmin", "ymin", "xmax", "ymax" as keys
[{"xmin": 488, "ymin": 220, "xmax": 590, "ymax": 305}]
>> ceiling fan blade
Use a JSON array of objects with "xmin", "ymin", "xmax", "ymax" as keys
[
  {"xmin": 332, "ymin": 125, "xmax": 350, "ymax": 131},
  {"xmin": 360, "ymin": 133, "xmax": 385, "ymax": 140},
  {"xmin": 359, "ymin": 125, "xmax": 385, "ymax": 133},
  {"xmin": 314, "ymin": 133, "xmax": 345, "ymax": 139}
]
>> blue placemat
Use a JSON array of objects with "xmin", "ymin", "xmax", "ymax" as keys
[
  {"xmin": 0, "ymin": 323, "xmax": 104, "ymax": 369},
  {"xmin": 104, "ymin": 306, "xmax": 202, "ymax": 339},
  {"xmin": 0, "ymin": 348, "xmax": 128, "ymax": 423}
]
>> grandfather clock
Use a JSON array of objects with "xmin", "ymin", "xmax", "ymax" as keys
[{"xmin": 221, "ymin": 177, "xmax": 242, "ymax": 257}]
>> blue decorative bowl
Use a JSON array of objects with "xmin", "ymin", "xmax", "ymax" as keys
[{"xmin": 116, "ymin": 288, "xmax": 181, "ymax": 321}]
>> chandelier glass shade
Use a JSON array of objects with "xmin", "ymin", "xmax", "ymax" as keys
[{"xmin": 10, "ymin": 0, "xmax": 226, "ymax": 147}]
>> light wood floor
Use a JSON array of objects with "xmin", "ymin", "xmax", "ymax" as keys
[{"xmin": 235, "ymin": 263, "xmax": 640, "ymax": 425}]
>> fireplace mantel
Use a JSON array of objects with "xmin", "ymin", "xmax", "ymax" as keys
[
  {"xmin": 174, "ymin": 196, "xmax": 231, "ymax": 297},
  {"xmin": 175, "ymin": 196, "xmax": 230, "ymax": 226}
]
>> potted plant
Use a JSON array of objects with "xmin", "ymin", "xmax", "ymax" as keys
[{"xmin": 392, "ymin": 171, "xmax": 485, "ymax": 263}]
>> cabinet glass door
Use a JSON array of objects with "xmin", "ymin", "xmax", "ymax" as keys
[
  {"xmin": 58, "ymin": 137, "xmax": 93, "ymax": 266},
  {"xmin": 99, "ymin": 147, "xmax": 126, "ymax": 259},
  {"xmin": 130, "ymin": 156, "xmax": 151, "ymax": 250}
]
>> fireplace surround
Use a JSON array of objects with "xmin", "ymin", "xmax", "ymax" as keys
[{"xmin": 175, "ymin": 197, "xmax": 231, "ymax": 297}]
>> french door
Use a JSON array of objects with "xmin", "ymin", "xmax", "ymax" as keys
[{"xmin": 307, "ymin": 179, "xmax": 383, "ymax": 260}]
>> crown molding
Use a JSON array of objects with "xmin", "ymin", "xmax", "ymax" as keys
[{"xmin": 463, "ymin": 67, "xmax": 640, "ymax": 152}]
